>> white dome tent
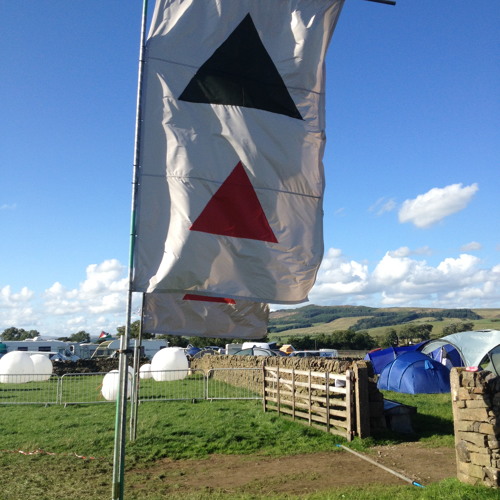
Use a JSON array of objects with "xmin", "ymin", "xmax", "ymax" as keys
[{"xmin": 420, "ymin": 330, "xmax": 500, "ymax": 374}]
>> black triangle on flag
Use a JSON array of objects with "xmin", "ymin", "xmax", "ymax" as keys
[{"xmin": 179, "ymin": 13, "xmax": 303, "ymax": 120}]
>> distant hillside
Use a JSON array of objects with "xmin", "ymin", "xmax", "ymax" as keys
[
  {"xmin": 269, "ymin": 305, "xmax": 375, "ymax": 332},
  {"xmin": 268, "ymin": 305, "xmax": 498, "ymax": 339}
]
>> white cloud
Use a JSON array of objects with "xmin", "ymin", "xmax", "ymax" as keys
[
  {"xmin": 437, "ymin": 253, "xmax": 477, "ymax": 272},
  {"xmin": 0, "ymin": 259, "xmax": 133, "ymax": 338},
  {"xmin": 412, "ymin": 246, "xmax": 433, "ymax": 256},
  {"xmin": 382, "ymin": 246, "xmax": 433, "ymax": 258},
  {"xmin": 308, "ymin": 246, "xmax": 500, "ymax": 309},
  {"xmin": 80, "ymin": 259, "xmax": 127, "ymax": 294},
  {"xmin": 398, "ymin": 183, "xmax": 478, "ymax": 228},
  {"xmin": 0, "ymin": 286, "xmax": 38, "ymax": 327},
  {"xmin": 369, "ymin": 197, "xmax": 397, "ymax": 216},
  {"xmin": 372, "ymin": 251, "xmax": 418, "ymax": 285},
  {"xmin": 67, "ymin": 316, "xmax": 86, "ymax": 327},
  {"xmin": 0, "ymin": 203, "xmax": 16, "ymax": 211},
  {"xmin": 2, "ymin": 249, "xmax": 500, "ymax": 338},
  {"xmin": 311, "ymin": 248, "xmax": 369, "ymax": 295},
  {"xmin": 1, "ymin": 285, "xmax": 34, "ymax": 305},
  {"xmin": 460, "ymin": 241, "xmax": 482, "ymax": 252},
  {"xmin": 43, "ymin": 260, "xmax": 129, "ymax": 328},
  {"xmin": 386, "ymin": 246, "xmax": 411, "ymax": 258}
]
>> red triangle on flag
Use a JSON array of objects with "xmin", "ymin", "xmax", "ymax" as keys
[
  {"xmin": 190, "ymin": 161, "xmax": 278, "ymax": 243},
  {"xmin": 183, "ymin": 294, "xmax": 236, "ymax": 304}
]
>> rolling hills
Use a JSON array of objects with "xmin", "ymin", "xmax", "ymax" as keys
[{"xmin": 268, "ymin": 305, "xmax": 500, "ymax": 342}]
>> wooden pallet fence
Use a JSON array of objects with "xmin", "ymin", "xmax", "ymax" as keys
[{"xmin": 263, "ymin": 366, "xmax": 355, "ymax": 441}]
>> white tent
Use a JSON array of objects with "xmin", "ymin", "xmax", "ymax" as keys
[{"xmin": 421, "ymin": 330, "xmax": 500, "ymax": 374}]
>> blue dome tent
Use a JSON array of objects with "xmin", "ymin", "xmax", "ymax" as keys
[
  {"xmin": 364, "ymin": 342, "xmax": 428, "ymax": 375},
  {"xmin": 378, "ymin": 351, "xmax": 451, "ymax": 394}
]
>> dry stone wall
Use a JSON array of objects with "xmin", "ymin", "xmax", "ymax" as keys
[
  {"xmin": 191, "ymin": 354, "xmax": 353, "ymax": 391},
  {"xmin": 450, "ymin": 367, "xmax": 500, "ymax": 488}
]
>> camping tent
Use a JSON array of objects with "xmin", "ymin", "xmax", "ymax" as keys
[
  {"xmin": 420, "ymin": 330, "xmax": 500, "ymax": 375},
  {"xmin": 423, "ymin": 342, "xmax": 463, "ymax": 369},
  {"xmin": 364, "ymin": 342, "xmax": 428, "ymax": 375},
  {"xmin": 377, "ymin": 351, "xmax": 451, "ymax": 394},
  {"xmin": 280, "ymin": 344, "xmax": 295, "ymax": 355}
]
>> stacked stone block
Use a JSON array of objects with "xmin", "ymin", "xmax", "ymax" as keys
[{"xmin": 450, "ymin": 367, "xmax": 500, "ymax": 488}]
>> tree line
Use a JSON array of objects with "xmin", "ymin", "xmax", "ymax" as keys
[
  {"xmin": 381, "ymin": 321, "xmax": 475, "ymax": 347},
  {"xmin": 0, "ymin": 327, "xmax": 93, "ymax": 343},
  {"xmin": 1, "ymin": 319, "xmax": 477, "ymax": 352},
  {"xmin": 280, "ymin": 330, "xmax": 377, "ymax": 351}
]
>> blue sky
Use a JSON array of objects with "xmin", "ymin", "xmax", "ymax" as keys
[{"xmin": 1, "ymin": 1, "xmax": 499, "ymax": 338}]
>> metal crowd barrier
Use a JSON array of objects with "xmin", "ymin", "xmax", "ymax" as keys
[
  {"xmin": 0, "ymin": 374, "xmax": 60, "ymax": 405},
  {"xmin": 0, "ymin": 368, "xmax": 262, "ymax": 406}
]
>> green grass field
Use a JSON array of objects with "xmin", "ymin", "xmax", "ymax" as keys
[{"xmin": 0, "ymin": 384, "xmax": 498, "ymax": 500}]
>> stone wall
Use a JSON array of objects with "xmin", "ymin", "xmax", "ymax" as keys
[
  {"xmin": 450, "ymin": 367, "xmax": 500, "ymax": 488},
  {"xmin": 191, "ymin": 355, "xmax": 385, "ymax": 435}
]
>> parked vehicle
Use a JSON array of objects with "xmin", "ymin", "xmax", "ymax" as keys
[
  {"xmin": 226, "ymin": 343, "xmax": 243, "ymax": 355},
  {"xmin": 185, "ymin": 345, "xmax": 202, "ymax": 358},
  {"xmin": 190, "ymin": 347, "xmax": 221, "ymax": 359},
  {"xmin": 0, "ymin": 339, "xmax": 78, "ymax": 361},
  {"xmin": 233, "ymin": 347, "xmax": 278, "ymax": 357},
  {"xmin": 289, "ymin": 349, "xmax": 338, "ymax": 358},
  {"xmin": 91, "ymin": 339, "xmax": 169, "ymax": 360},
  {"xmin": 241, "ymin": 341, "xmax": 273, "ymax": 350},
  {"xmin": 69, "ymin": 342, "xmax": 99, "ymax": 359}
]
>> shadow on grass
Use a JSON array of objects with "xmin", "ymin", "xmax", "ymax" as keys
[
  {"xmin": 412, "ymin": 411, "xmax": 455, "ymax": 437},
  {"xmin": 367, "ymin": 412, "xmax": 455, "ymax": 447}
]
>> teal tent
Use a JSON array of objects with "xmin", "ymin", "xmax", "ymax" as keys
[{"xmin": 420, "ymin": 330, "xmax": 500, "ymax": 375}]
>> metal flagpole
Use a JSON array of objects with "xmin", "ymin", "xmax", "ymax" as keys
[
  {"xmin": 129, "ymin": 293, "xmax": 145, "ymax": 442},
  {"xmin": 111, "ymin": 1, "xmax": 149, "ymax": 499}
]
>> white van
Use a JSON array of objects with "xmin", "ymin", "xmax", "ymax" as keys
[
  {"xmin": 289, "ymin": 349, "xmax": 338, "ymax": 358},
  {"xmin": 241, "ymin": 342, "xmax": 272, "ymax": 350}
]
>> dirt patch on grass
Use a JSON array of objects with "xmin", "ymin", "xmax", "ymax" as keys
[{"xmin": 129, "ymin": 442, "xmax": 456, "ymax": 496}]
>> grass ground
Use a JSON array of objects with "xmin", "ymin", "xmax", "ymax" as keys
[
  {"xmin": 3, "ymin": 314, "xmax": 500, "ymax": 500},
  {"xmin": 0, "ymin": 391, "xmax": 497, "ymax": 499}
]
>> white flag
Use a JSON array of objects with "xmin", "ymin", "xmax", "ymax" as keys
[
  {"xmin": 133, "ymin": 0, "xmax": 344, "ymax": 304},
  {"xmin": 142, "ymin": 293, "xmax": 269, "ymax": 339}
]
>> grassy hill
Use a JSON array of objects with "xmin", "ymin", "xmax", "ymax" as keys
[{"xmin": 268, "ymin": 305, "xmax": 500, "ymax": 342}]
